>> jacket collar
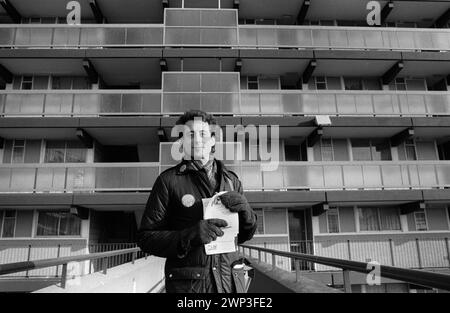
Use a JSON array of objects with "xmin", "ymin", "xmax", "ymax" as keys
[{"xmin": 176, "ymin": 158, "xmax": 230, "ymax": 176}]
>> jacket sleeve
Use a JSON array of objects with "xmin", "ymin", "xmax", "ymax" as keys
[
  {"xmin": 235, "ymin": 178, "xmax": 257, "ymax": 244},
  {"xmin": 137, "ymin": 175, "xmax": 187, "ymax": 258}
]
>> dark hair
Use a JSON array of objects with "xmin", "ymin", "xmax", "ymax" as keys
[
  {"xmin": 176, "ymin": 110, "xmax": 218, "ymax": 153},
  {"xmin": 175, "ymin": 110, "xmax": 217, "ymax": 127}
]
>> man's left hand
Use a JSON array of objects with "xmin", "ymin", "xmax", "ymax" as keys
[{"xmin": 218, "ymin": 191, "xmax": 251, "ymax": 213}]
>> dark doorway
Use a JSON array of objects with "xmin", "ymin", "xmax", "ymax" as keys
[{"xmin": 288, "ymin": 209, "xmax": 313, "ymax": 270}]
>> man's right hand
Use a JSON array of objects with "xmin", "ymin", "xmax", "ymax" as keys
[{"xmin": 189, "ymin": 219, "xmax": 228, "ymax": 246}]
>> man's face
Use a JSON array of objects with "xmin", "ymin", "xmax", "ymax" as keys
[{"xmin": 182, "ymin": 119, "xmax": 215, "ymax": 160}]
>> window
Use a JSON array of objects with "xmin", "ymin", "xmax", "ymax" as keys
[
  {"xmin": 247, "ymin": 76, "xmax": 258, "ymax": 89},
  {"xmin": 0, "ymin": 210, "xmax": 17, "ymax": 238},
  {"xmin": 314, "ymin": 138, "xmax": 349, "ymax": 161},
  {"xmin": 315, "ymin": 76, "xmax": 327, "ymax": 90},
  {"xmin": 326, "ymin": 208, "xmax": 340, "ymax": 233},
  {"xmin": 36, "ymin": 211, "xmax": 81, "ymax": 236},
  {"xmin": 44, "ymin": 140, "xmax": 87, "ymax": 163},
  {"xmin": 359, "ymin": 208, "xmax": 401, "ymax": 231},
  {"xmin": 11, "ymin": 139, "xmax": 25, "ymax": 164},
  {"xmin": 392, "ymin": 78, "xmax": 407, "ymax": 91},
  {"xmin": 21, "ymin": 76, "xmax": 33, "ymax": 90},
  {"xmin": 344, "ymin": 77, "xmax": 363, "ymax": 90},
  {"xmin": 254, "ymin": 209, "xmax": 264, "ymax": 235},
  {"xmin": 52, "ymin": 77, "xmax": 91, "ymax": 90},
  {"xmin": 351, "ymin": 139, "xmax": 391, "ymax": 161},
  {"xmin": 398, "ymin": 139, "xmax": 417, "ymax": 161},
  {"xmin": 414, "ymin": 210, "xmax": 428, "ymax": 231}
]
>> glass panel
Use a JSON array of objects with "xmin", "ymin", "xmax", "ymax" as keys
[
  {"xmin": 323, "ymin": 165, "xmax": 343, "ymax": 188},
  {"xmin": 44, "ymin": 94, "xmax": 73, "ymax": 115},
  {"xmin": 239, "ymin": 28, "xmax": 257, "ymax": 46},
  {"xmin": 122, "ymin": 94, "xmax": 142, "ymax": 113},
  {"xmin": 362, "ymin": 165, "xmax": 382, "ymax": 187},
  {"xmin": 126, "ymin": 28, "xmax": 163, "ymax": 45},
  {"xmin": 36, "ymin": 168, "xmax": 66, "ymax": 191},
  {"xmin": 343, "ymin": 165, "xmax": 364, "ymax": 188},
  {"xmin": 240, "ymin": 165, "xmax": 262, "ymax": 189},
  {"xmin": 21, "ymin": 94, "xmax": 44, "ymax": 114},
  {"xmin": 101, "ymin": 94, "xmax": 122, "ymax": 113},
  {"xmin": 59, "ymin": 213, "xmax": 81, "ymax": 236},
  {"xmin": 240, "ymin": 93, "xmax": 260, "ymax": 114},
  {"xmin": 416, "ymin": 141, "xmax": 437, "ymax": 160},
  {"xmin": 201, "ymin": 73, "xmax": 238, "ymax": 92},
  {"xmin": 379, "ymin": 209, "xmax": 401, "ymax": 230},
  {"xmin": 329, "ymin": 30, "xmax": 348, "ymax": 47},
  {"xmin": 351, "ymin": 139, "xmax": 371, "ymax": 161},
  {"xmin": 30, "ymin": 28, "xmax": 52, "ymax": 46},
  {"xmin": 327, "ymin": 210, "xmax": 339, "ymax": 233},
  {"xmin": 436, "ymin": 164, "xmax": 450, "ymax": 186},
  {"xmin": 66, "ymin": 141, "xmax": 87, "ymax": 163},
  {"xmin": 74, "ymin": 94, "xmax": 101, "ymax": 114},
  {"xmin": 0, "ymin": 28, "xmax": 15, "ymax": 45},
  {"xmin": 425, "ymin": 94, "xmax": 450, "ymax": 114},
  {"xmin": 163, "ymin": 73, "xmax": 200, "ymax": 92},
  {"xmin": 9, "ymin": 168, "xmax": 35, "ymax": 191},
  {"xmin": 37, "ymin": 212, "xmax": 59, "ymax": 236},
  {"xmin": 414, "ymin": 211, "xmax": 427, "ymax": 231},
  {"xmin": 381, "ymin": 165, "xmax": 403, "ymax": 187},
  {"xmin": 359, "ymin": 208, "xmax": 380, "ymax": 231},
  {"xmin": 45, "ymin": 140, "xmax": 66, "ymax": 163},
  {"xmin": 53, "ymin": 28, "xmax": 81, "ymax": 46}
]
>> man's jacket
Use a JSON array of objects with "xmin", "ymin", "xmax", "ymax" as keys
[{"xmin": 137, "ymin": 159, "xmax": 257, "ymax": 293}]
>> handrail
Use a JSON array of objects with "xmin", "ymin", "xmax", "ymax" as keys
[
  {"xmin": 0, "ymin": 247, "xmax": 141, "ymax": 289},
  {"xmin": 240, "ymin": 244, "xmax": 450, "ymax": 292}
]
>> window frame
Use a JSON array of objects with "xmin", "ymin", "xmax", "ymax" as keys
[
  {"xmin": 0, "ymin": 210, "xmax": 17, "ymax": 238},
  {"xmin": 44, "ymin": 140, "xmax": 87, "ymax": 163},
  {"xmin": 358, "ymin": 207, "xmax": 401, "ymax": 232},
  {"xmin": 315, "ymin": 76, "xmax": 327, "ymax": 90},
  {"xmin": 11, "ymin": 139, "xmax": 26, "ymax": 164},
  {"xmin": 414, "ymin": 210, "xmax": 428, "ymax": 231},
  {"xmin": 21, "ymin": 76, "xmax": 33, "ymax": 90},
  {"xmin": 35, "ymin": 211, "xmax": 82, "ymax": 238},
  {"xmin": 326, "ymin": 208, "xmax": 340, "ymax": 233}
]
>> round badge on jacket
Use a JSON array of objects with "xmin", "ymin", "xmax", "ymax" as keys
[{"xmin": 181, "ymin": 194, "xmax": 195, "ymax": 208}]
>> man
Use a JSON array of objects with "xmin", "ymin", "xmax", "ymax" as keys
[{"xmin": 137, "ymin": 110, "xmax": 257, "ymax": 293}]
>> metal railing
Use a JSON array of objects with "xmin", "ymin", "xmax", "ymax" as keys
[
  {"xmin": 239, "ymin": 25, "xmax": 450, "ymax": 51},
  {"xmin": 0, "ymin": 247, "xmax": 141, "ymax": 289},
  {"xmin": 88, "ymin": 243, "xmax": 145, "ymax": 273},
  {"xmin": 239, "ymin": 244, "xmax": 450, "ymax": 292},
  {"xmin": 3, "ymin": 161, "xmax": 450, "ymax": 193},
  {"xmin": 0, "ymin": 162, "xmax": 160, "ymax": 193},
  {"xmin": 1, "ymin": 90, "xmax": 449, "ymax": 117},
  {"xmin": 0, "ymin": 24, "xmax": 449, "ymax": 51}
]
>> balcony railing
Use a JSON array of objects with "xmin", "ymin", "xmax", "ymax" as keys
[
  {"xmin": 0, "ymin": 24, "xmax": 164, "ymax": 48},
  {"xmin": 0, "ymin": 163, "xmax": 159, "ymax": 193},
  {"xmin": 2, "ymin": 161, "xmax": 450, "ymax": 193},
  {"xmin": 240, "ymin": 244, "xmax": 450, "ymax": 292},
  {"xmin": 0, "ymin": 24, "xmax": 449, "ymax": 51},
  {"xmin": 239, "ymin": 25, "xmax": 450, "ymax": 51},
  {"xmin": 252, "ymin": 234, "xmax": 450, "ymax": 273},
  {"xmin": 0, "ymin": 90, "xmax": 162, "ymax": 116},
  {"xmin": 233, "ymin": 161, "xmax": 450, "ymax": 191},
  {"xmin": 1, "ymin": 90, "xmax": 450, "ymax": 117}
]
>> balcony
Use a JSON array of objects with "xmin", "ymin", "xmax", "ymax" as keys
[
  {"xmin": 0, "ymin": 24, "xmax": 449, "ymax": 51},
  {"xmin": 1, "ymin": 90, "xmax": 450, "ymax": 117},
  {"xmin": 1, "ymin": 161, "xmax": 450, "ymax": 193},
  {"xmin": 0, "ymin": 25, "xmax": 164, "ymax": 48},
  {"xmin": 0, "ymin": 163, "xmax": 159, "ymax": 193}
]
